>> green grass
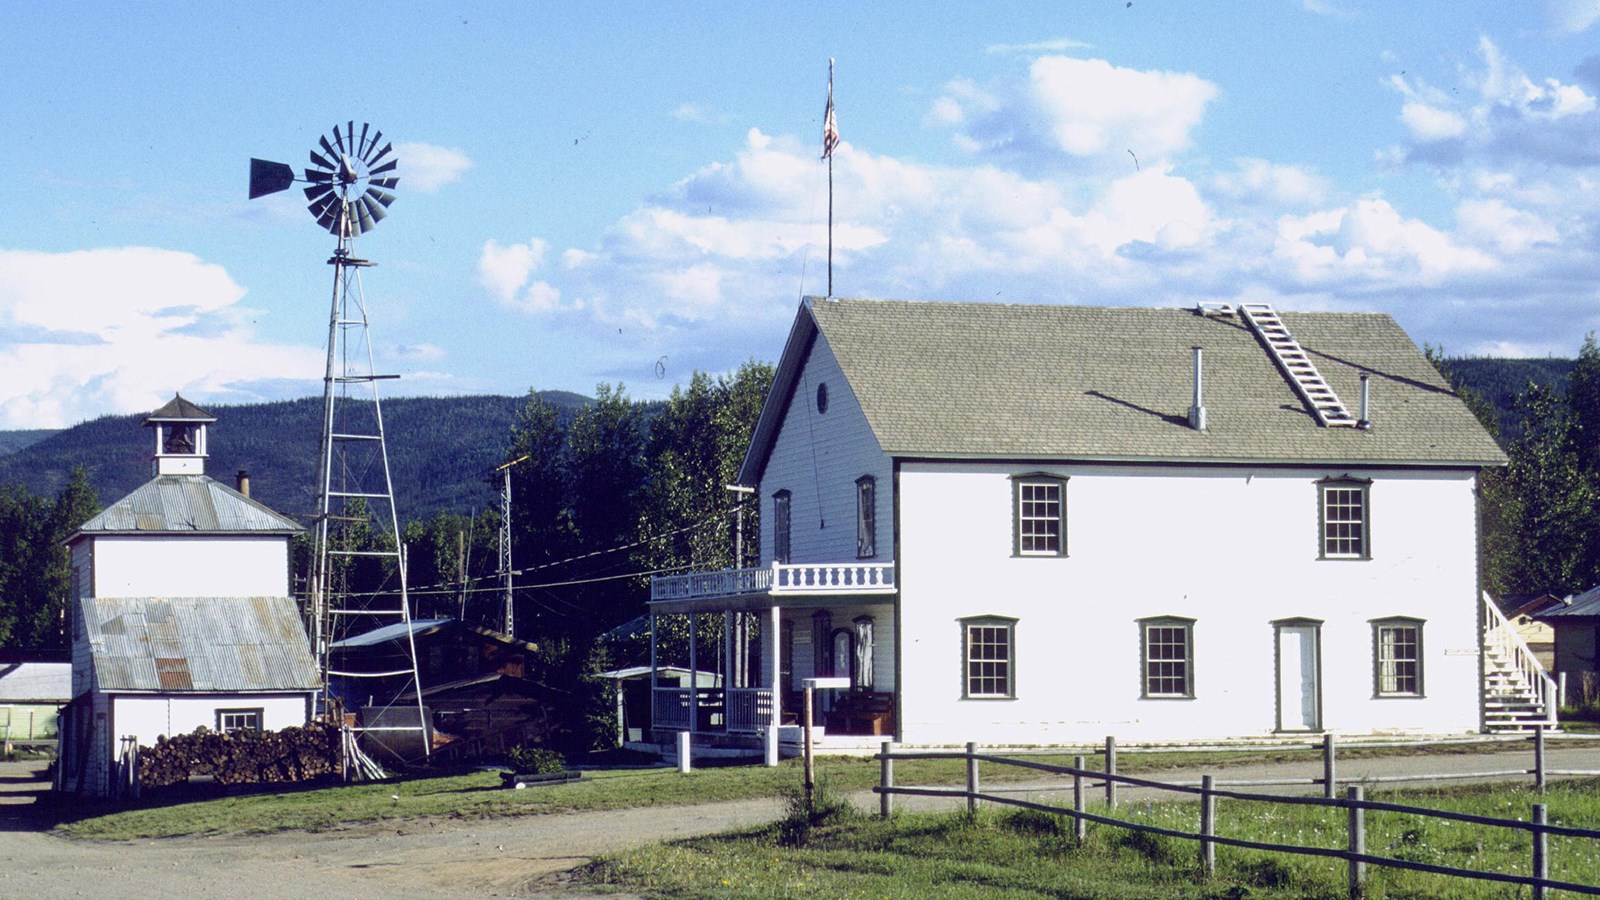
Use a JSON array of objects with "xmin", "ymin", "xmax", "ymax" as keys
[{"xmin": 585, "ymin": 778, "xmax": 1600, "ymax": 899}]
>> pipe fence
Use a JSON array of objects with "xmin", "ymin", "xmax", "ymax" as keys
[{"xmin": 875, "ymin": 732, "xmax": 1600, "ymax": 899}]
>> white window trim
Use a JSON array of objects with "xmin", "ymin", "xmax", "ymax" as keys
[
  {"xmin": 1140, "ymin": 616, "xmax": 1195, "ymax": 700},
  {"xmin": 1319, "ymin": 478, "xmax": 1371, "ymax": 560},
  {"xmin": 1373, "ymin": 617, "xmax": 1424, "ymax": 698},
  {"xmin": 960, "ymin": 615, "xmax": 1017, "ymax": 700},
  {"xmin": 1013, "ymin": 474, "xmax": 1067, "ymax": 558}
]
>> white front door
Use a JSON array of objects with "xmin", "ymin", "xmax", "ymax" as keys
[{"xmin": 1276, "ymin": 623, "xmax": 1321, "ymax": 731}]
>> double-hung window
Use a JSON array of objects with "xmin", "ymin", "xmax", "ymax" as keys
[
  {"xmin": 856, "ymin": 476, "xmax": 876, "ymax": 558},
  {"xmin": 961, "ymin": 616, "xmax": 1016, "ymax": 699},
  {"xmin": 1373, "ymin": 618, "xmax": 1423, "ymax": 697},
  {"xmin": 773, "ymin": 490, "xmax": 791, "ymax": 564},
  {"xmin": 1319, "ymin": 478, "xmax": 1370, "ymax": 559},
  {"xmin": 1140, "ymin": 617, "xmax": 1195, "ymax": 699},
  {"xmin": 1014, "ymin": 475, "xmax": 1066, "ymax": 556}
]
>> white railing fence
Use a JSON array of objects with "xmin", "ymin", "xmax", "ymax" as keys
[
  {"xmin": 651, "ymin": 562, "xmax": 896, "ymax": 601},
  {"xmin": 726, "ymin": 687, "xmax": 774, "ymax": 733}
]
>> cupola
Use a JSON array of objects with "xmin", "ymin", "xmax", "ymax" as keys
[{"xmin": 142, "ymin": 393, "xmax": 217, "ymax": 476}]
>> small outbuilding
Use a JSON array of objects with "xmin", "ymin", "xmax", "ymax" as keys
[
  {"xmin": 1538, "ymin": 587, "xmax": 1600, "ymax": 708},
  {"xmin": 0, "ymin": 650, "xmax": 70, "ymax": 745}
]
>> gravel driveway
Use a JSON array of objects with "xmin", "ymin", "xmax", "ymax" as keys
[{"xmin": 1, "ymin": 741, "xmax": 1594, "ymax": 898}]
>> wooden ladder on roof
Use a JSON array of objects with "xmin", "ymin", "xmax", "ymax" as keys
[{"xmin": 1238, "ymin": 303, "xmax": 1358, "ymax": 428}]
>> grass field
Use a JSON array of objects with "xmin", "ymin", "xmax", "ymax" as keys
[{"xmin": 585, "ymin": 777, "xmax": 1600, "ymax": 899}]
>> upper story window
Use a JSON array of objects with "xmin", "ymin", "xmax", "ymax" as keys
[
  {"xmin": 1013, "ymin": 475, "xmax": 1067, "ymax": 557},
  {"xmin": 816, "ymin": 382, "xmax": 829, "ymax": 414},
  {"xmin": 856, "ymin": 476, "xmax": 876, "ymax": 558},
  {"xmin": 1319, "ymin": 478, "xmax": 1370, "ymax": 560},
  {"xmin": 773, "ymin": 490, "xmax": 792, "ymax": 564},
  {"xmin": 1140, "ymin": 616, "xmax": 1195, "ymax": 699},
  {"xmin": 961, "ymin": 616, "xmax": 1016, "ymax": 699},
  {"xmin": 1373, "ymin": 617, "xmax": 1423, "ymax": 697}
]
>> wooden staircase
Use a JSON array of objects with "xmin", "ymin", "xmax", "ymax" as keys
[
  {"xmin": 1483, "ymin": 592, "xmax": 1559, "ymax": 734},
  {"xmin": 1238, "ymin": 303, "xmax": 1359, "ymax": 428}
]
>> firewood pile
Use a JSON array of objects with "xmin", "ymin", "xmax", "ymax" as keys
[{"xmin": 138, "ymin": 723, "xmax": 342, "ymax": 788}]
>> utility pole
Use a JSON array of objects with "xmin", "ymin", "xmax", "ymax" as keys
[
  {"xmin": 496, "ymin": 455, "xmax": 531, "ymax": 637},
  {"xmin": 726, "ymin": 484, "xmax": 755, "ymax": 569}
]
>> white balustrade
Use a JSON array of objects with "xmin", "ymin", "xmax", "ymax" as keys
[
  {"xmin": 651, "ymin": 562, "xmax": 895, "ymax": 602},
  {"xmin": 653, "ymin": 687, "xmax": 692, "ymax": 730},
  {"xmin": 727, "ymin": 688, "xmax": 774, "ymax": 733}
]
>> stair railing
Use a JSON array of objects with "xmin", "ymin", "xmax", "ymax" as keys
[{"xmin": 1483, "ymin": 591, "xmax": 1558, "ymax": 724}]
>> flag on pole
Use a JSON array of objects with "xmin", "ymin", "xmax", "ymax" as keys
[{"xmin": 822, "ymin": 58, "xmax": 839, "ymax": 160}]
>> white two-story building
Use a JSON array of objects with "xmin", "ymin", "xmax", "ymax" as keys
[{"xmin": 648, "ymin": 297, "xmax": 1511, "ymax": 751}]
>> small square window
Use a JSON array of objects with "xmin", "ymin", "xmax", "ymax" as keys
[
  {"xmin": 961, "ymin": 617, "xmax": 1016, "ymax": 699},
  {"xmin": 217, "ymin": 708, "xmax": 263, "ymax": 734},
  {"xmin": 1374, "ymin": 619, "xmax": 1423, "ymax": 697},
  {"xmin": 1014, "ymin": 476, "xmax": 1066, "ymax": 556},
  {"xmin": 1140, "ymin": 618, "xmax": 1194, "ymax": 699},
  {"xmin": 1320, "ymin": 480, "xmax": 1370, "ymax": 559}
]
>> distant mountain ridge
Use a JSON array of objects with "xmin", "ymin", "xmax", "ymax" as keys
[{"xmin": 0, "ymin": 392, "xmax": 591, "ymax": 524}]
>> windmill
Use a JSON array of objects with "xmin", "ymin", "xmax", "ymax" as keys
[{"xmin": 250, "ymin": 122, "xmax": 428, "ymax": 761}]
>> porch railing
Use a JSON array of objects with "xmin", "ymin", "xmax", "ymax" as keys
[
  {"xmin": 651, "ymin": 562, "xmax": 896, "ymax": 602},
  {"xmin": 1483, "ymin": 591, "xmax": 1558, "ymax": 725},
  {"xmin": 727, "ymin": 687, "xmax": 774, "ymax": 733},
  {"xmin": 653, "ymin": 687, "xmax": 692, "ymax": 730}
]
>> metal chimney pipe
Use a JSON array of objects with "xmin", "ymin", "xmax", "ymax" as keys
[
  {"xmin": 236, "ymin": 469, "xmax": 251, "ymax": 497},
  {"xmin": 1358, "ymin": 373, "xmax": 1371, "ymax": 430},
  {"xmin": 1188, "ymin": 346, "xmax": 1207, "ymax": 431}
]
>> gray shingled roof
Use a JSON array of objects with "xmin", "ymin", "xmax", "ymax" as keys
[
  {"xmin": 78, "ymin": 595, "xmax": 319, "ymax": 693},
  {"xmin": 74, "ymin": 475, "xmax": 302, "ymax": 537},
  {"xmin": 742, "ymin": 298, "xmax": 1505, "ymax": 481},
  {"xmin": 143, "ymin": 393, "xmax": 216, "ymax": 423}
]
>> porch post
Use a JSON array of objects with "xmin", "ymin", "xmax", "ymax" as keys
[
  {"xmin": 688, "ymin": 613, "xmax": 698, "ymax": 735},
  {"xmin": 766, "ymin": 604, "xmax": 781, "ymax": 766},
  {"xmin": 648, "ymin": 610, "xmax": 657, "ymax": 733}
]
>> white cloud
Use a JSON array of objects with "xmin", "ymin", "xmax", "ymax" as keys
[
  {"xmin": 670, "ymin": 102, "xmax": 728, "ymax": 124},
  {"xmin": 1210, "ymin": 158, "xmax": 1329, "ymax": 208},
  {"xmin": 477, "ymin": 237, "xmax": 568, "ymax": 314},
  {"xmin": 1547, "ymin": 0, "xmax": 1600, "ymax": 33},
  {"xmin": 1273, "ymin": 198, "xmax": 1493, "ymax": 285},
  {"xmin": 1400, "ymin": 102, "xmax": 1466, "ymax": 141},
  {"xmin": 985, "ymin": 38, "xmax": 1092, "ymax": 55},
  {"xmin": 933, "ymin": 56, "xmax": 1219, "ymax": 170},
  {"xmin": 393, "ymin": 142, "xmax": 472, "ymax": 192},
  {"xmin": 0, "ymin": 247, "xmax": 323, "ymax": 428}
]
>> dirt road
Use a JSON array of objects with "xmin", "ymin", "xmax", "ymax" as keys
[{"xmin": 1, "ymin": 743, "xmax": 1595, "ymax": 898}]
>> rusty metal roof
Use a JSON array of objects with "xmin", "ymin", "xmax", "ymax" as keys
[
  {"xmin": 74, "ymin": 474, "xmax": 302, "ymax": 537},
  {"xmin": 78, "ymin": 595, "xmax": 319, "ymax": 693}
]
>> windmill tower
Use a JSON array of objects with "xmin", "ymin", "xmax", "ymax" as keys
[{"xmin": 249, "ymin": 123, "xmax": 429, "ymax": 760}]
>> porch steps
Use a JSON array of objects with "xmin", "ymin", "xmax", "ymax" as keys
[
  {"xmin": 1483, "ymin": 646, "xmax": 1558, "ymax": 734},
  {"xmin": 1238, "ymin": 303, "xmax": 1359, "ymax": 428}
]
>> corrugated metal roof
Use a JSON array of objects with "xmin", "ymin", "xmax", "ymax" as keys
[
  {"xmin": 0, "ymin": 662, "xmax": 72, "ymax": 701},
  {"xmin": 742, "ymin": 298, "xmax": 1506, "ymax": 482},
  {"xmin": 74, "ymin": 475, "xmax": 302, "ymax": 536},
  {"xmin": 79, "ymin": 595, "xmax": 319, "ymax": 692},
  {"xmin": 1540, "ymin": 586, "xmax": 1600, "ymax": 618},
  {"xmin": 331, "ymin": 618, "xmax": 452, "ymax": 648}
]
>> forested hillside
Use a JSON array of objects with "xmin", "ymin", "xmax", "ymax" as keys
[{"xmin": 0, "ymin": 392, "xmax": 591, "ymax": 523}]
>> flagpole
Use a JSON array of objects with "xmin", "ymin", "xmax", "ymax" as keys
[{"xmin": 827, "ymin": 58, "xmax": 835, "ymax": 298}]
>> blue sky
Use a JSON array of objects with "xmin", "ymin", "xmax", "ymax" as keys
[{"xmin": 2, "ymin": 1, "xmax": 1599, "ymax": 428}]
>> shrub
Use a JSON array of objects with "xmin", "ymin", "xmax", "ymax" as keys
[
  {"xmin": 776, "ymin": 774, "xmax": 854, "ymax": 848},
  {"xmin": 506, "ymin": 743, "xmax": 567, "ymax": 774}
]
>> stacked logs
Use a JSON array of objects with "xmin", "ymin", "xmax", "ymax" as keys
[{"xmin": 138, "ymin": 723, "xmax": 342, "ymax": 789}]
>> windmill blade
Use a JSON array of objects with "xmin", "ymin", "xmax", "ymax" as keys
[
  {"xmin": 368, "ymin": 142, "xmax": 394, "ymax": 167},
  {"xmin": 357, "ymin": 122, "xmax": 371, "ymax": 158},
  {"xmin": 355, "ymin": 199, "xmax": 376, "ymax": 233},
  {"xmin": 309, "ymin": 149, "xmax": 336, "ymax": 172},
  {"xmin": 370, "ymin": 176, "xmax": 399, "ymax": 190},
  {"xmin": 303, "ymin": 184, "xmax": 335, "ymax": 204},
  {"xmin": 369, "ymin": 158, "xmax": 398, "ymax": 177},
  {"xmin": 303, "ymin": 168, "xmax": 333, "ymax": 184},
  {"xmin": 359, "ymin": 193, "xmax": 388, "ymax": 224},
  {"xmin": 307, "ymin": 195, "xmax": 338, "ymax": 221},
  {"xmin": 362, "ymin": 129, "xmax": 385, "ymax": 162},
  {"xmin": 315, "ymin": 202, "xmax": 343, "ymax": 234},
  {"xmin": 318, "ymin": 135, "xmax": 337, "ymax": 160},
  {"xmin": 367, "ymin": 188, "xmax": 396, "ymax": 208},
  {"xmin": 332, "ymin": 123, "xmax": 346, "ymax": 154},
  {"xmin": 247, "ymin": 158, "xmax": 295, "ymax": 199}
]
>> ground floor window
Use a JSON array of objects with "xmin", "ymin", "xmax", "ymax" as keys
[
  {"xmin": 1140, "ymin": 617, "xmax": 1195, "ymax": 699},
  {"xmin": 1374, "ymin": 618, "xmax": 1423, "ymax": 697},
  {"xmin": 217, "ymin": 708, "xmax": 263, "ymax": 734},
  {"xmin": 961, "ymin": 616, "xmax": 1016, "ymax": 699}
]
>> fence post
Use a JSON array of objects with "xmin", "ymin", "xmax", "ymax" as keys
[
  {"xmin": 1533, "ymin": 803, "xmax": 1548, "ymax": 900},
  {"xmin": 1105, "ymin": 735, "xmax": 1118, "ymax": 810},
  {"xmin": 1200, "ymin": 774, "xmax": 1215, "ymax": 877},
  {"xmin": 966, "ymin": 741, "xmax": 980, "ymax": 813},
  {"xmin": 1073, "ymin": 754, "xmax": 1086, "ymax": 845},
  {"xmin": 1323, "ymin": 733, "xmax": 1337, "ymax": 799},
  {"xmin": 1347, "ymin": 785, "xmax": 1365, "ymax": 899},
  {"xmin": 1534, "ymin": 724, "xmax": 1546, "ymax": 792},
  {"xmin": 880, "ymin": 740, "xmax": 893, "ymax": 819}
]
